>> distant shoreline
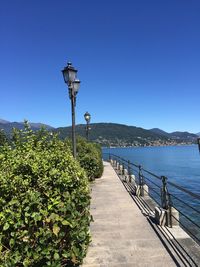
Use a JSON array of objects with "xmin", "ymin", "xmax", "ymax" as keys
[{"xmin": 102, "ymin": 143, "xmax": 196, "ymax": 149}]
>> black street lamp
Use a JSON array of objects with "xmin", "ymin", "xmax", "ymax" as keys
[
  {"xmin": 84, "ymin": 112, "xmax": 91, "ymax": 140},
  {"xmin": 62, "ymin": 62, "xmax": 81, "ymax": 158}
]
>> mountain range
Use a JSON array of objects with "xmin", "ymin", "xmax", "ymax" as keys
[
  {"xmin": 150, "ymin": 128, "xmax": 198, "ymax": 140},
  {"xmin": 0, "ymin": 119, "xmax": 199, "ymax": 147},
  {"xmin": 55, "ymin": 123, "xmax": 198, "ymax": 146},
  {"xmin": 0, "ymin": 119, "xmax": 54, "ymax": 135}
]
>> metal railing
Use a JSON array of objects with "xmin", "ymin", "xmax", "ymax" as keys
[{"xmin": 103, "ymin": 153, "xmax": 200, "ymax": 245}]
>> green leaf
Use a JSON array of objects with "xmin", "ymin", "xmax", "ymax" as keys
[
  {"xmin": 62, "ymin": 252, "xmax": 69, "ymax": 258},
  {"xmin": 3, "ymin": 222, "xmax": 9, "ymax": 231},
  {"xmin": 53, "ymin": 225, "xmax": 60, "ymax": 236},
  {"xmin": 54, "ymin": 252, "xmax": 60, "ymax": 260},
  {"xmin": 62, "ymin": 220, "xmax": 70, "ymax": 226},
  {"xmin": 9, "ymin": 238, "xmax": 15, "ymax": 247}
]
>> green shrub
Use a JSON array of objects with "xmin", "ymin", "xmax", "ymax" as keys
[
  {"xmin": 0, "ymin": 124, "xmax": 91, "ymax": 266},
  {"xmin": 0, "ymin": 130, "xmax": 7, "ymax": 146},
  {"xmin": 76, "ymin": 137, "xmax": 103, "ymax": 180}
]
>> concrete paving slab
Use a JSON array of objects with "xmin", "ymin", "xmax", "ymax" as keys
[{"xmin": 82, "ymin": 162, "xmax": 177, "ymax": 267}]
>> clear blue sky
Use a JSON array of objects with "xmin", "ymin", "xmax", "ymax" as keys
[{"xmin": 0, "ymin": 0, "xmax": 200, "ymax": 133}]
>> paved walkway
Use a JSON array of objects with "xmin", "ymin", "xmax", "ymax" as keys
[{"xmin": 82, "ymin": 162, "xmax": 177, "ymax": 267}]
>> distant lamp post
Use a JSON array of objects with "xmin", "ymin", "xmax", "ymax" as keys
[
  {"xmin": 84, "ymin": 112, "xmax": 91, "ymax": 140},
  {"xmin": 197, "ymin": 137, "xmax": 200, "ymax": 153},
  {"xmin": 62, "ymin": 62, "xmax": 81, "ymax": 158}
]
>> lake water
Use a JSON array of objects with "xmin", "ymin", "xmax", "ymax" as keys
[{"xmin": 102, "ymin": 145, "xmax": 200, "ymax": 241}]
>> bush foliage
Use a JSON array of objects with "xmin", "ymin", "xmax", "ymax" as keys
[
  {"xmin": 0, "ymin": 130, "xmax": 7, "ymax": 146},
  {"xmin": 76, "ymin": 137, "xmax": 103, "ymax": 180},
  {"xmin": 0, "ymin": 124, "xmax": 91, "ymax": 266}
]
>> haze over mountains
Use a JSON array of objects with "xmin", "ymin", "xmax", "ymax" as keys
[{"xmin": 0, "ymin": 119, "xmax": 198, "ymax": 147}]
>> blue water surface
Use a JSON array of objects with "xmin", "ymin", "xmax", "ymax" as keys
[{"xmin": 103, "ymin": 145, "xmax": 200, "ymax": 194}]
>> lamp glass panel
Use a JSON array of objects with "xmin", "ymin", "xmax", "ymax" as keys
[
  {"xmin": 84, "ymin": 112, "xmax": 91, "ymax": 122},
  {"xmin": 62, "ymin": 70, "xmax": 69, "ymax": 83},
  {"xmin": 68, "ymin": 69, "xmax": 77, "ymax": 83},
  {"xmin": 73, "ymin": 80, "xmax": 80, "ymax": 93}
]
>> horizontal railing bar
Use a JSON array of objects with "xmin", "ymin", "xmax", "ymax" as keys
[
  {"xmin": 111, "ymin": 154, "xmax": 128, "ymax": 162},
  {"xmin": 109, "ymin": 153, "xmax": 140, "ymax": 168},
  {"xmin": 143, "ymin": 175, "xmax": 161, "ymax": 188},
  {"xmin": 170, "ymin": 194, "xmax": 200, "ymax": 215},
  {"xmin": 146, "ymin": 185, "xmax": 161, "ymax": 197},
  {"xmin": 147, "ymin": 184, "xmax": 160, "ymax": 196},
  {"xmin": 142, "ymin": 168, "xmax": 162, "ymax": 180},
  {"xmin": 129, "ymin": 166, "xmax": 139, "ymax": 173},
  {"xmin": 172, "ymin": 208, "xmax": 200, "ymax": 230},
  {"xmin": 168, "ymin": 181, "xmax": 200, "ymax": 201},
  {"xmin": 129, "ymin": 161, "xmax": 140, "ymax": 168},
  {"xmin": 147, "ymin": 192, "xmax": 161, "ymax": 206},
  {"xmin": 171, "ymin": 216, "xmax": 200, "ymax": 244}
]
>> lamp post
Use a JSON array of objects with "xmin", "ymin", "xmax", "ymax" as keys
[
  {"xmin": 62, "ymin": 62, "xmax": 81, "ymax": 158},
  {"xmin": 197, "ymin": 137, "xmax": 200, "ymax": 153},
  {"xmin": 84, "ymin": 112, "xmax": 91, "ymax": 141}
]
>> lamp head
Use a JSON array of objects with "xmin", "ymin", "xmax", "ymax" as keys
[
  {"xmin": 62, "ymin": 62, "xmax": 77, "ymax": 85},
  {"xmin": 84, "ymin": 112, "xmax": 91, "ymax": 123}
]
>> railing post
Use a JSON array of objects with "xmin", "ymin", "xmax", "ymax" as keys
[
  {"xmin": 161, "ymin": 176, "xmax": 172, "ymax": 227},
  {"xmin": 114, "ymin": 159, "xmax": 117, "ymax": 168},
  {"xmin": 128, "ymin": 160, "xmax": 131, "ymax": 182},
  {"xmin": 115, "ymin": 157, "xmax": 118, "ymax": 169},
  {"xmin": 136, "ymin": 165, "xmax": 148, "ymax": 197},
  {"xmin": 118, "ymin": 159, "xmax": 121, "ymax": 173},
  {"xmin": 136, "ymin": 165, "xmax": 144, "ymax": 196},
  {"xmin": 122, "ymin": 163, "xmax": 125, "ymax": 176},
  {"xmin": 161, "ymin": 176, "xmax": 169, "ymax": 210},
  {"xmin": 139, "ymin": 165, "xmax": 144, "ymax": 186}
]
